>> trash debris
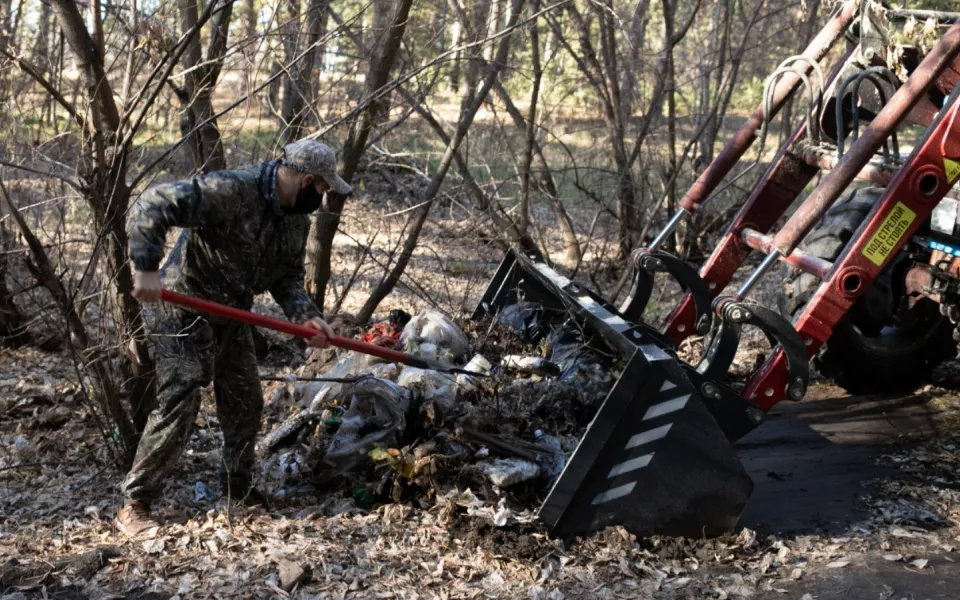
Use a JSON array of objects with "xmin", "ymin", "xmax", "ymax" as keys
[
  {"xmin": 496, "ymin": 302, "xmax": 554, "ymax": 342},
  {"xmin": 910, "ymin": 558, "xmax": 929, "ymax": 570},
  {"xmin": 360, "ymin": 311, "xmax": 410, "ymax": 347},
  {"xmin": 456, "ymin": 354, "xmax": 493, "ymax": 391},
  {"xmin": 193, "ymin": 481, "xmax": 214, "ymax": 502},
  {"xmin": 304, "ymin": 352, "xmax": 389, "ymax": 412},
  {"xmin": 478, "ymin": 458, "xmax": 541, "ymax": 488},
  {"xmin": 323, "ymin": 378, "xmax": 411, "ymax": 470},
  {"xmin": 501, "ymin": 355, "xmax": 561, "ymax": 377},
  {"xmin": 882, "ymin": 553, "xmax": 903, "ymax": 562},
  {"xmin": 400, "ymin": 309, "xmax": 469, "ymax": 359}
]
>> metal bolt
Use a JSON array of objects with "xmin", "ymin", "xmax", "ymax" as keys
[
  {"xmin": 789, "ymin": 378, "xmax": 806, "ymax": 400},
  {"xmin": 696, "ymin": 315, "xmax": 711, "ymax": 334},
  {"xmin": 677, "ymin": 324, "xmax": 687, "ymax": 333},
  {"xmin": 764, "ymin": 387, "xmax": 774, "ymax": 397},
  {"xmin": 730, "ymin": 309, "xmax": 743, "ymax": 321},
  {"xmin": 631, "ymin": 330, "xmax": 642, "ymax": 340},
  {"xmin": 747, "ymin": 407, "xmax": 764, "ymax": 424},
  {"xmin": 742, "ymin": 310, "xmax": 752, "ymax": 320},
  {"xmin": 709, "ymin": 282, "xmax": 718, "ymax": 290},
  {"xmin": 643, "ymin": 257, "xmax": 663, "ymax": 270},
  {"xmin": 702, "ymin": 382, "xmax": 721, "ymax": 399},
  {"xmin": 804, "ymin": 337, "xmax": 813, "ymax": 346}
]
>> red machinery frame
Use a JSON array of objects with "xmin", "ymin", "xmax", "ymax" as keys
[
  {"xmin": 656, "ymin": 14, "xmax": 960, "ymax": 410},
  {"xmin": 746, "ymin": 85, "xmax": 960, "ymax": 409}
]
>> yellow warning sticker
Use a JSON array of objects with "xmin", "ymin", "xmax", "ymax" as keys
[
  {"xmin": 862, "ymin": 202, "xmax": 916, "ymax": 267},
  {"xmin": 946, "ymin": 158, "xmax": 960, "ymax": 184}
]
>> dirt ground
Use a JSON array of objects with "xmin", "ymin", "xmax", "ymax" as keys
[
  {"xmin": 4, "ymin": 343, "xmax": 960, "ymax": 600},
  {"xmin": 3, "ymin": 162, "xmax": 960, "ymax": 598}
]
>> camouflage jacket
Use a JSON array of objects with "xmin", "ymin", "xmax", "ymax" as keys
[{"xmin": 127, "ymin": 160, "xmax": 321, "ymax": 324}]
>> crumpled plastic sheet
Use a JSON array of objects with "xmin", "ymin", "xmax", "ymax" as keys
[
  {"xmin": 304, "ymin": 353, "xmax": 396, "ymax": 412},
  {"xmin": 400, "ymin": 309, "xmax": 470, "ymax": 359},
  {"xmin": 478, "ymin": 457, "xmax": 541, "ymax": 487},
  {"xmin": 323, "ymin": 378, "xmax": 412, "ymax": 469}
]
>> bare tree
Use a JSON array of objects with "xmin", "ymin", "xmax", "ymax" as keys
[
  {"xmin": 356, "ymin": 0, "xmax": 527, "ymax": 323},
  {"xmin": 307, "ymin": 0, "xmax": 416, "ymax": 312},
  {"xmin": 175, "ymin": 0, "xmax": 234, "ymax": 173},
  {"xmin": 281, "ymin": 0, "xmax": 330, "ymax": 144}
]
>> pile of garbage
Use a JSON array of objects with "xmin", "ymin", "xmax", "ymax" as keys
[{"xmin": 258, "ymin": 304, "xmax": 621, "ymax": 512}]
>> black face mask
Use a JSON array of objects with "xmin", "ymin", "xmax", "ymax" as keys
[{"xmin": 283, "ymin": 185, "xmax": 324, "ymax": 215}]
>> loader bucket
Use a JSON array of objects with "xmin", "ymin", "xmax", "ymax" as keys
[{"xmin": 474, "ymin": 250, "xmax": 756, "ymax": 538}]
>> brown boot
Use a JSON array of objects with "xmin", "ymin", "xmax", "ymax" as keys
[{"xmin": 114, "ymin": 500, "xmax": 159, "ymax": 536}]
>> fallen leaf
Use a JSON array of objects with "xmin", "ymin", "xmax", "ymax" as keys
[
  {"xmin": 143, "ymin": 538, "xmax": 165, "ymax": 555},
  {"xmin": 882, "ymin": 553, "xmax": 903, "ymax": 562},
  {"xmin": 83, "ymin": 506, "xmax": 101, "ymax": 521},
  {"xmin": 278, "ymin": 560, "xmax": 306, "ymax": 592},
  {"xmin": 826, "ymin": 560, "xmax": 850, "ymax": 568},
  {"xmin": 790, "ymin": 568, "xmax": 803, "ymax": 580}
]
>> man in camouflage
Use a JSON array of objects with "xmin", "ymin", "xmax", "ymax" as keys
[{"xmin": 116, "ymin": 140, "xmax": 350, "ymax": 535}]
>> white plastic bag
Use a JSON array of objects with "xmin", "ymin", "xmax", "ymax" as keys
[{"xmin": 400, "ymin": 309, "xmax": 469, "ymax": 359}]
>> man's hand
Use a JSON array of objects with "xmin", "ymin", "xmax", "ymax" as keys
[
  {"xmin": 302, "ymin": 317, "xmax": 333, "ymax": 348},
  {"xmin": 132, "ymin": 270, "xmax": 162, "ymax": 303}
]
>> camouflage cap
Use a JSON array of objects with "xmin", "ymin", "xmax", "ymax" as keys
[{"xmin": 281, "ymin": 140, "xmax": 352, "ymax": 195}]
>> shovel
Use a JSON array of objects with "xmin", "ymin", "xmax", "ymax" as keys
[{"xmin": 159, "ymin": 289, "xmax": 488, "ymax": 377}]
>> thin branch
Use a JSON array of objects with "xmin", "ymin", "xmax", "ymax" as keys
[{"xmin": 0, "ymin": 47, "xmax": 86, "ymax": 129}]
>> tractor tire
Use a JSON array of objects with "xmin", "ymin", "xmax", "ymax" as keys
[{"xmin": 779, "ymin": 187, "xmax": 956, "ymax": 395}]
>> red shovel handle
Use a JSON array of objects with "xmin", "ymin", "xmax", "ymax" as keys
[{"xmin": 159, "ymin": 289, "xmax": 421, "ymax": 367}]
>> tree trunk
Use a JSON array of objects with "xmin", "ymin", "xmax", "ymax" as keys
[
  {"xmin": 490, "ymin": 80, "xmax": 581, "ymax": 261},
  {"xmin": 518, "ymin": 0, "xmax": 541, "ymax": 235},
  {"xmin": 178, "ymin": 0, "xmax": 232, "ymax": 173},
  {"xmin": 0, "ymin": 177, "xmax": 135, "ymax": 454},
  {"xmin": 281, "ymin": 0, "xmax": 329, "ymax": 144},
  {"xmin": 0, "ymin": 217, "xmax": 30, "ymax": 348},
  {"xmin": 356, "ymin": 0, "xmax": 526, "ymax": 323},
  {"xmin": 306, "ymin": 0, "xmax": 415, "ymax": 312},
  {"xmin": 243, "ymin": 0, "xmax": 257, "ymax": 110},
  {"xmin": 50, "ymin": 0, "xmax": 156, "ymax": 446},
  {"xmin": 661, "ymin": 0, "xmax": 679, "ymax": 253}
]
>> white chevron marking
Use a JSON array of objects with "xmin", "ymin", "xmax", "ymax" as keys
[
  {"xmin": 591, "ymin": 482, "xmax": 637, "ymax": 505},
  {"xmin": 608, "ymin": 454, "xmax": 653, "ymax": 478},
  {"xmin": 625, "ymin": 424, "xmax": 673, "ymax": 449},
  {"xmin": 642, "ymin": 395, "xmax": 690, "ymax": 420}
]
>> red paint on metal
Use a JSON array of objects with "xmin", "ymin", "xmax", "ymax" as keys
[
  {"xmin": 772, "ymin": 23, "xmax": 960, "ymax": 255},
  {"xmin": 798, "ymin": 147, "xmax": 896, "ymax": 186},
  {"xmin": 745, "ymin": 89, "xmax": 960, "ymax": 411},
  {"xmin": 740, "ymin": 228, "xmax": 833, "ymax": 279},
  {"xmin": 676, "ymin": 1, "xmax": 858, "ymax": 212},
  {"xmin": 160, "ymin": 289, "xmax": 422, "ymax": 367},
  {"xmin": 662, "ymin": 46, "xmax": 857, "ymax": 345}
]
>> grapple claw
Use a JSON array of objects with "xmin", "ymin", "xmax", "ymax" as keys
[
  {"xmin": 620, "ymin": 249, "xmax": 714, "ymax": 335},
  {"xmin": 698, "ymin": 298, "xmax": 810, "ymax": 402}
]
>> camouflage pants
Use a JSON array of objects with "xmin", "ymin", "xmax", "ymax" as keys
[{"xmin": 121, "ymin": 309, "xmax": 263, "ymax": 503}]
